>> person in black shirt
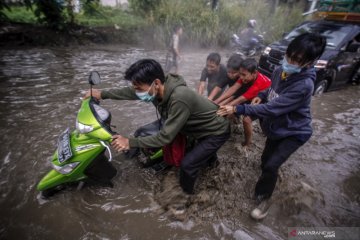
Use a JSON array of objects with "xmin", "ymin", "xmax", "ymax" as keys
[{"xmin": 197, "ymin": 53, "xmax": 228, "ymax": 101}]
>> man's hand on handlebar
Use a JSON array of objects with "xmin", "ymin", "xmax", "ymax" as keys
[{"xmin": 111, "ymin": 134, "xmax": 130, "ymax": 152}]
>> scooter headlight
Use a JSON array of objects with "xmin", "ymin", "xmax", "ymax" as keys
[
  {"xmin": 52, "ymin": 162, "xmax": 80, "ymax": 174},
  {"xmin": 76, "ymin": 120, "xmax": 94, "ymax": 134}
]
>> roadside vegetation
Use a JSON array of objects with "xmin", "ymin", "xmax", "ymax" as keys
[
  {"xmin": 1, "ymin": 0, "xmax": 306, "ymax": 47},
  {"xmin": 149, "ymin": 0, "xmax": 305, "ymax": 47}
]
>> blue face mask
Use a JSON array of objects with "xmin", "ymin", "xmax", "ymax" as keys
[
  {"xmin": 135, "ymin": 82, "xmax": 155, "ymax": 103},
  {"xmin": 282, "ymin": 57, "xmax": 302, "ymax": 74}
]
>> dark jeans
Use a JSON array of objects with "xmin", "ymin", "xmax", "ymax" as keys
[
  {"xmin": 255, "ymin": 135, "xmax": 310, "ymax": 200},
  {"xmin": 180, "ymin": 129, "xmax": 230, "ymax": 194},
  {"xmin": 126, "ymin": 120, "xmax": 162, "ymax": 158}
]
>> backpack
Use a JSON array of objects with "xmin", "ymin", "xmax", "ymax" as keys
[{"xmin": 162, "ymin": 133, "xmax": 186, "ymax": 167}]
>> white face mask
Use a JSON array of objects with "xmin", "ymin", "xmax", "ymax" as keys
[
  {"xmin": 282, "ymin": 57, "xmax": 314, "ymax": 75},
  {"xmin": 282, "ymin": 57, "xmax": 302, "ymax": 74},
  {"xmin": 135, "ymin": 82, "xmax": 155, "ymax": 102}
]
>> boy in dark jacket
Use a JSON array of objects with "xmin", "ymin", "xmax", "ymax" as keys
[
  {"xmin": 217, "ymin": 33, "xmax": 326, "ymax": 219},
  {"xmin": 85, "ymin": 59, "xmax": 230, "ymax": 195}
]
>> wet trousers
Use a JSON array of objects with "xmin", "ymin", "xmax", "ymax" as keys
[
  {"xmin": 180, "ymin": 130, "xmax": 230, "ymax": 194},
  {"xmin": 255, "ymin": 135, "xmax": 310, "ymax": 200}
]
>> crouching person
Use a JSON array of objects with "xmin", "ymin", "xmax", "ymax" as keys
[{"xmin": 85, "ymin": 59, "xmax": 230, "ymax": 194}]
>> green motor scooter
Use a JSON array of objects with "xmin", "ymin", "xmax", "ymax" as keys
[{"xmin": 37, "ymin": 71, "xmax": 117, "ymax": 197}]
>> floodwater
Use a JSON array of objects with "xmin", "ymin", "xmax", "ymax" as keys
[{"xmin": 0, "ymin": 46, "xmax": 359, "ymax": 240}]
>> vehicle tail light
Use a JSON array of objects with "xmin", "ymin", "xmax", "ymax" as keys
[{"xmin": 314, "ymin": 60, "xmax": 328, "ymax": 69}]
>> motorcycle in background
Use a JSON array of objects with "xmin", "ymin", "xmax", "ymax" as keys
[{"xmin": 230, "ymin": 33, "xmax": 265, "ymax": 57}]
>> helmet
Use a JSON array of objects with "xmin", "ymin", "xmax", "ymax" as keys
[{"xmin": 247, "ymin": 19, "xmax": 257, "ymax": 28}]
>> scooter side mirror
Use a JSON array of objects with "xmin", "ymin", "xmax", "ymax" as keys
[{"xmin": 89, "ymin": 71, "xmax": 101, "ymax": 85}]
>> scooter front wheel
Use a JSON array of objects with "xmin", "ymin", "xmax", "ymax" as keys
[
  {"xmin": 40, "ymin": 185, "xmax": 66, "ymax": 198},
  {"xmin": 40, "ymin": 181, "xmax": 86, "ymax": 198}
]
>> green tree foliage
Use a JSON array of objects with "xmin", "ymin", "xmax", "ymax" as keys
[
  {"xmin": 129, "ymin": 0, "xmax": 162, "ymax": 15},
  {"xmin": 33, "ymin": 0, "xmax": 66, "ymax": 29},
  {"xmin": 0, "ymin": 0, "xmax": 10, "ymax": 20},
  {"xmin": 1, "ymin": 0, "xmax": 306, "ymax": 46},
  {"xmin": 135, "ymin": 0, "xmax": 305, "ymax": 47},
  {"xmin": 151, "ymin": 0, "xmax": 220, "ymax": 47},
  {"xmin": 81, "ymin": 0, "xmax": 101, "ymax": 16},
  {"xmin": 1, "ymin": 0, "xmax": 99, "ymax": 29},
  {"xmin": 0, "ymin": 0, "xmax": 32, "ymax": 20}
]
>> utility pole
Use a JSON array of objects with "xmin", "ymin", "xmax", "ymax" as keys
[{"xmin": 303, "ymin": 0, "xmax": 319, "ymax": 16}]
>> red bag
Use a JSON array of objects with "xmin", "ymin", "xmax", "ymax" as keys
[{"xmin": 162, "ymin": 133, "xmax": 186, "ymax": 167}]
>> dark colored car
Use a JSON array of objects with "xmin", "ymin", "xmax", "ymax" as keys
[{"xmin": 258, "ymin": 20, "xmax": 360, "ymax": 95}]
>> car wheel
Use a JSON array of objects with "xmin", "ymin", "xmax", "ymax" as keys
[{"xmin": 314, "ymin": 79, "xmax": 328, "ymax": 95}]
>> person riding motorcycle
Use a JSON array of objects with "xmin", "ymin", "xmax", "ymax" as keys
[
  {"xmin": 238, "ymin": 19, "xmax": 260, "ymax": 49},
  {"xmin": 232, "ymin": 19, "xmax": 263, "ymax": 56}
]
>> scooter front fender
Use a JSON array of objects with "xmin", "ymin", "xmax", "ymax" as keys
[{"xmin": 37, "ymin": 169, "xmax": 86, "ymax": 191}]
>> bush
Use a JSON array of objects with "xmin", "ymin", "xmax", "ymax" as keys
[
  {"xmin": 140, "ymin": 0, "xmax": 306, "ymax": 47},
  {"xmin": 129, "ymin": 0, "xmax": 161, "ymax": 15},
  {"xmin": 2, "ymin": 6, "xmax": 38, "ymax": 24},
  {"xmin": 76, "ymin": 6, "xmax": 145, "ymax": 29},
  {"xmin": 151, "ymin": 0, "xmax": 220, "ymax": 47},
  {"xmin": 34, "ymin": 0, "xmax": 66, "ymax": 29},
  {"xmin": 1, "ymin": 0, "xmax": 306, "ymax": 47}
]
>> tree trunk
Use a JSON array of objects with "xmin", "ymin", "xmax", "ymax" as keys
[{"xmin": 67, "ymin": 0, "xmax": 75, "ymax": 24}]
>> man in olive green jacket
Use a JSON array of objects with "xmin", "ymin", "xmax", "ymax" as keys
[{"xmin": 86, "ymin": 59, "xmax": 230, "ymax": 194}]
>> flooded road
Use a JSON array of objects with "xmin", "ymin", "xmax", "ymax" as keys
[{"xmin": 0, "ymin": 46, "xmax": 359, "ymax": 239}]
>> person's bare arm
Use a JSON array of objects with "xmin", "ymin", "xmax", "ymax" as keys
[
  {"xmin": 214, "ymin": 83, "xmax": 241, "ymax": 104},
  {"xmin": 208, "ymin": 86, "xmax": 222, "ymax": 101},
  {"xmin": 228, "ymin": 95, "xmax": 248, "ymax": 106},
  {"xmin": 198, "ymin": 81, "xmax": 206, "ymax": 95},
  {"xmin": 219, "ymin": 96, "xmax": 235, "ymax": 106}
]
